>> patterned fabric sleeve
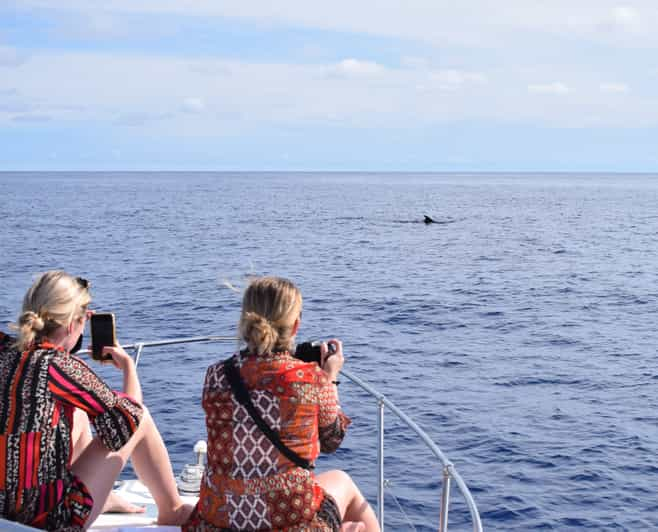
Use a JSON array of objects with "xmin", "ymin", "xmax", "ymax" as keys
[
  {"xmin": 47, "ymin": 352, "xmax": 143, "ymax": 451},
  {"xmin": 317, "ymin": 370, "xmax": 351, "ymax": 454}
]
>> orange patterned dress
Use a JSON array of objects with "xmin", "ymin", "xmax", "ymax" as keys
[{"xmin": 184, "ymin": 350, "xmax": 351, "ymax": 531}]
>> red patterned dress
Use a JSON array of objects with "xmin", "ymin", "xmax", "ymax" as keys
[
  {"xmin": 0, "ymin": 332, "xmax": 143, "ymax": 530},
  {"xmin": 184, "ymin": 350, "xmax": 351, "ymax": 531}
]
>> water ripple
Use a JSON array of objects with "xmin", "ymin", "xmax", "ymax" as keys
[{"xmin": 2, "ymin": 172, "xmax": 658, "ymax": 530}]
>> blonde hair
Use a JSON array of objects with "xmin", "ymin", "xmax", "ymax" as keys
[
  {"xmin": 11, "ymin": 271, "xmax": 91, "ymax": 351},
  {"xmin": 239, "ymin": 276, "xmax": 302, "ymax": 355}
]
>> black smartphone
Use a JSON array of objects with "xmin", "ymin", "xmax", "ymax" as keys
[{"xmin": 90, "ymin": 312, "xmax": 116, "ymax": 361}]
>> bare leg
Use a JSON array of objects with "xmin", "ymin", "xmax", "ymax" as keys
[
  {"xmin": 71, "ymin": 406, "xmax": 192, "ymax": 529},
  {"xmin": 316, "ymin": 470, "xmax": 380, "ymax": 532},
  {"xmin": 71, "ymin": 408, "xmax": 93, "ymax": 463},
  {"xmin": 127, "ymin": 410, "xmax": 189, "ymax": 524},
  {"xmin": 71, "ymin": 408, "xmax": 145, "ymax": 515}
]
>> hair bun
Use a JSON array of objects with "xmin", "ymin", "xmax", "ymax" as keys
[
  {"xmin": 242, "ymin": 311, "xmax": 278, "ymax": 354},
  {"xmin": 243, "ymin": 311, "xmax": 274, "ymax": 335},
  {"xmin": 19, "ymin": 311, "xmax": 45, "ymax": 332}
]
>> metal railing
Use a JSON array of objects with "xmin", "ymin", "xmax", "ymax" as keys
[
  {"xmin": 84, "ymin": 335, "xmax": 483, "ymax": 532},
  {"xmin": 341, "ymin": 368, "xmax": 483, "ymax": 532}
]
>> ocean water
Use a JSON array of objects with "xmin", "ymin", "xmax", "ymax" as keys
[{"xmin": 1, "ymin": 171, "xmax": 658, "ymax": 530}]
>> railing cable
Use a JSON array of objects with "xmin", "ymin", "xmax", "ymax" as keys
[{"xmin": 385, "ymin": 483, "xmax": 419, "ymax": 532}]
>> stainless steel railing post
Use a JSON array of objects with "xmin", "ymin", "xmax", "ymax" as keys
[
  {"xmin": 377, "ymin": 398, "xmax": 385, "ymax": 530},
  {"xmin": 439, "ymin": 465, "xmax": 452, "ymax": 532},
  {"xmin": 133, "ymin": 343, "xmax": 145, "ymax": 368}
]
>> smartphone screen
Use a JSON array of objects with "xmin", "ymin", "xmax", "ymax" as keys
[{"xmin": 90, "ymin": 313, "xmax": 116, "ymax": 361}]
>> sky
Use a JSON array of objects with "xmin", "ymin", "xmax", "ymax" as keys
[{"xmin": 2, "ymin": 1, "xmax": 658, "ymax": 171}]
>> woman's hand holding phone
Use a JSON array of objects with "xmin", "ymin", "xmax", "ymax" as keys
[
  {"xmin": 101, "ymin": 345, "xmax": 135, "ymax": 372},
  {"xmin": 103, "ymin": 343, "xmax": 142, "ymax": 404},
  {"xmin": 88, "ymin": 312, "xmax": 142, "ymax": 402},
  {"xmin": 321, "ymin": 339, "xmax": 343, "ymax": 381}
]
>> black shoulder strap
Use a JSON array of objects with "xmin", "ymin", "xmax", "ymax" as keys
[{"xmin": 224, "ymin": 356, "xmax": 313, "ymax": 470}]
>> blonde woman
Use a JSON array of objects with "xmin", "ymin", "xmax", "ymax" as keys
[
  {"xmin": 0, "ymin": 271, "xmax": 192, "ymax": 530},
  {"xmin": 184, "ymin": 276, "xmax": 379, "ymax": 532}
]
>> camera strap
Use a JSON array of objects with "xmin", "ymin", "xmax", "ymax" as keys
[{"xmin": 223, "ymin": 356, "xmax": 314, "ymax": 470}]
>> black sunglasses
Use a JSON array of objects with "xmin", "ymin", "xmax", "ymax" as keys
[{"xmin": 76, "ymin": 277, "xmax": 90, "ymax": 289}]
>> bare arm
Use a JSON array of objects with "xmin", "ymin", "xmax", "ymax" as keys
[
  {"xmin": 102, "ymin": 345, "xmax": 143, "ymax": 404},
  {"xmin": 318, "ymin": 339, "xmax": 351, "ymax": 453}
]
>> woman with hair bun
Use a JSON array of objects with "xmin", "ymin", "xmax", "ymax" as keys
[
  {"xmin": 0, "ymin": 270, "xmax": 192, "ymax": 530},
  {"xmin": 184, "ymin": 276, "xmax": 379, "ymax": 532}
]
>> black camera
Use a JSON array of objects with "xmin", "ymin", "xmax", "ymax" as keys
[{"xmin": 294, "ymin": 341, "xmax": 336, "ymax": 365}]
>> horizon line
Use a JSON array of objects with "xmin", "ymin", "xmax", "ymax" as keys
[{"xmin": 2, "ymin": 169, "xmax": 658, "ymax": 175}]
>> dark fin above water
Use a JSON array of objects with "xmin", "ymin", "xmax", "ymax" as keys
[{"xmin": 424, "ymin": 215, "xmax": 435, "ymax": 224}]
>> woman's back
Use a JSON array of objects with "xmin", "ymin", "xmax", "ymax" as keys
[
  {"xmin": 0, "ymin": 332, "xmax": 81, "ymax": 526},
  {"xmin": 185, "ymin": 275, "xmax": 377, "ymax": 532},
  {"xmin": 196, "ymin": 349, "xmax": 346, "ymax": 530}
]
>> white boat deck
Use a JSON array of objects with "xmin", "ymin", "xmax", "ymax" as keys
[
  {"xmin": 90, "ymin": 480, "xmax": 197, "ymax": 531},
  {"xmin": 0, "ymin": 481, "xmax": 192, "ymax": 532}
]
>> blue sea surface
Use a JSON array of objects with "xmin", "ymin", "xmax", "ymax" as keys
[{"xmin": 1, "ymin": 172, "xmax": 658, "ymax": 530}]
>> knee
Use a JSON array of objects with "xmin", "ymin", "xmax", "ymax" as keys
[
  {"xmin": 72, "ymin": 408, "xmax": 91, "ymax": 438},
  {"xmin": 140, "ymin": 404, "xmax": 151, "ymax": 421}
]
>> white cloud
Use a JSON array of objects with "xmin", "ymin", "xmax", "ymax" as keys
[
  {"xmin": 401, "ymin": 56, "xmax": 429, "ymax": 70},
  {"xmin": 2, "ymin": 49, "xmax": 658, "ymax": 132},
  {"xmin": 115, "ymin": 111, "xmax": 171, "ymax": 127},
  {"xmin": 182, "ymin": 97, "xmax": 206, "ymax": 113},
  {"xmin": 528, "ymin": 82, "xmax": 571, "ymax": 95},
  {"xmin": 328, "ymin": 59, "xmax": 385, "ymax": 78},
  {"xmin": 11, "ymin": 114, "xmax": 53, "ymax": 123},
  {"xmin": 0, "ymin": 102, "xmax": 32, "ymax": 113},
  {"xmin": 578, "ymin": 5, "xmax": 646, "ymax": 39},
  {"xmin": 67, "ymin": 13, "xmax": 126, "ymax": 38},
  {"xmin": 429, "ymin": 70, "xmax": 487, "ymax": 90},
  {"xmin": 600, "ymin": 82, "xmax": 630, "ymax": 93},
  {"xmin": 12, "ymin": 1, "xmax": 658, "ymax": 47},
  {"xmin": 611, "ymin": 6, "xmax": 640, "ymax": 29},
  {"xmin": 0, "ymin": 46, "xmax": 28, "ymax": 67},
  {"xmin": 0, "ymin": 51, "xmax": 494, "ymax": 130}
]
